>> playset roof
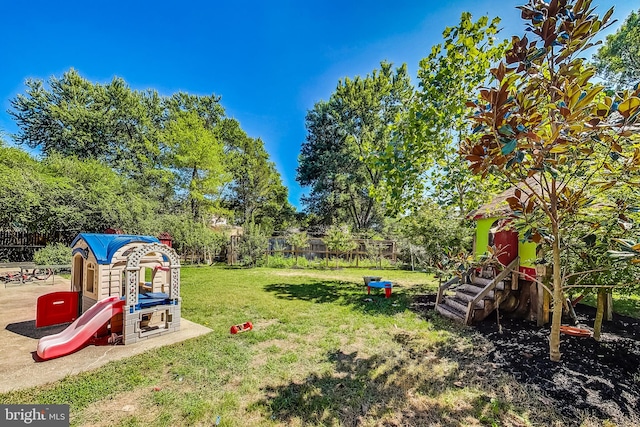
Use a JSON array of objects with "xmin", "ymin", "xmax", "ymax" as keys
[
  {"xmin": 470, "ymin": 177, "xmax": 543, "ymax": 220},
  {"xmin": 71, "ymin": 233, "xmax": 159, "ymax": 265}
]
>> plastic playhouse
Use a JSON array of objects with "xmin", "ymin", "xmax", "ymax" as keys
[{"xmin": 36, "ymin": 233, "xmax": 181, "ymax": 360}]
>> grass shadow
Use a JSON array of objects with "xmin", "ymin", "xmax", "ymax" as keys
[
  {"xmin": 263, "ymin": 280, "xmax": 411, "ymax": 315},
  {"xmin": 252, "ymin": 338, "xmax": 547, "ymax": 426}
]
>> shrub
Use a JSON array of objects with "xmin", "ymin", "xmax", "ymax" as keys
[
  {"xmin": 34, "ymin": 243, "xmax": 71, "ymax": 265},
  {"xmin": 322, "ymin": 225, "xmax": 358, "ymax": 269},
  {"xmin": 239, "ymin": 222, "xmax": 268, "ymax": 267},
  {"xmin": 266, "ymin": 254, "xmax": 289, "ymax": 268}
]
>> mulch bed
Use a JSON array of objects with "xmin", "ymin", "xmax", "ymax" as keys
[{"xmin": 413, "ymin": 295, "xmax": 640, "ymax": 424}]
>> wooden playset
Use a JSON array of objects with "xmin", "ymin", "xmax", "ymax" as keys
[
  {"xmin": 36, "ymin": 233, "xmax": 181, "ymax": 359},
  {"xmin": 435, "ymin": 184, "xmax": 551, "ymax": 326}
]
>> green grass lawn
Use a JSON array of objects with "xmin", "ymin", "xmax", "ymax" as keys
[
  {"xmin": 1, "ymin": 267, "xmax": 565, "ymax": 426},
  {"xmin": 578, "ymin": 291, "xmax": 640, "ymax": 318}
]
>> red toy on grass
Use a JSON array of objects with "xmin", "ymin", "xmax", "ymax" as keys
[{"xmin": 230, "ymin": 321, "xmax": 253, "ymax": 334}]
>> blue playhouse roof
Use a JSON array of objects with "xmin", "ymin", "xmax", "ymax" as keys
[{"xmin": 71, "ymin": 233, "xmax": 160, "ymax": 265}]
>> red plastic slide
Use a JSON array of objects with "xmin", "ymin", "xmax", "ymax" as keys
[{"xmin": 37, "ymin": 296, "xmax": 125, "ymax": 360}]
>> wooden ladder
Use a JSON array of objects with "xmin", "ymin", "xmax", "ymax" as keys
[{"xmin": 435, "ymin": 257, "xmax": 520, "ymax": 325}]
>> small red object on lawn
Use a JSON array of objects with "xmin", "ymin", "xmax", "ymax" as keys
[{"xmin": 230, "ymin": 321, "xmax": 253, "ymax": 334}]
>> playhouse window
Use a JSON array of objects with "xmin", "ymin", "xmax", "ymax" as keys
[{"xmin": 86, "ymin": 263, "xmax": 96, "ymax": 294}]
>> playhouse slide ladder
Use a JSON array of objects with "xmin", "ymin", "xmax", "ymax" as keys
[
  {"xmin": 435, "ymin": 257, "xmax": 519, "ymax": 325},
  {"xmin": 37, "ymin": 296, "xmax": 125, "ymax": 360}
]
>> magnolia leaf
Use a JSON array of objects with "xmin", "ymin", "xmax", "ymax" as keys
[
  {"xmin": 501, "ymin": 139, "xmax": 517, "ymax": 155},
  {"xmin": 607, "ymin": 250, "xmax": 636, "ymax": 258},
  {"xmin": 618, "ymin": 97, "xmax": 640, "ymax": 119},
  {"xmin": 549, "ymin": 145, "xmax": 569, "ymax": 154},
  {"xmin": 499, "ymin": 124, "xmax": 515, "ymax": 135}
]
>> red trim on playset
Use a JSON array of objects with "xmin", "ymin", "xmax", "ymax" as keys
[
  {"xmin": 36, "ymin": 291, "xmax": 80, "ymax": 328},
  {"xmin": 519, "ymin": 266, "xmax": 536, "ymax": 281}
]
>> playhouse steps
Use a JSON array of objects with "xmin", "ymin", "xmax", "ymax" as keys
[
  {"xmin": 435, "ymin": 301, "xmax": 466, "ymax": 322},
  {"xmin": 435, "ymin": 271, "xmax": 514, "ymax": 325}
]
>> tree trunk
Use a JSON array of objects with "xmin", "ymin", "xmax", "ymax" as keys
[
  {"xmin": 191, "ymin": 165, "xmax": 199, "ymax": 221},
  {"xmin": 549, "ymin": 236, "xmax": 564, "ymax": 362},
  {"xmin": 594, "ymin": 288, "xmax": 606, "ymax": 342}
]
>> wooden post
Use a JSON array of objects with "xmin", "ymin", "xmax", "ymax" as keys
[
  {"xmin": 392, "ymin": 241, "xmax": 397, "ymax": 262},
  {"xmin": 605, "ymin": 292, "xmax": 613, "ymax": 321},
  {"xmin": 542, "ymin": 285, "xmax": 551, "ymax": 324},
  {"xmin": 536, "ymin": 264, "xmax": 552, "ymax": 326}
]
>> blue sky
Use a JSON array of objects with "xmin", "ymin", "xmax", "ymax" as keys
[{"xmin": 0, "ymin": 0, "xmax": 634, "ymax": 209}]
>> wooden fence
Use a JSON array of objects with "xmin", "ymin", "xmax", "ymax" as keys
[
  {"xmin": 263, "ymin": 237, "xmax": 397, "ymax": 267},
  {"xmin": 0, "ymin": 230, "xmax": 76, "ymax": 262}
]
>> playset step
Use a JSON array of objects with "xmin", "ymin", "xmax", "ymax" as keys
[
  {"xmin": 453, "ymin": 290, "xmax": 487, "ymax": 308},
  {"xmin": 435, "ymin": 301, "xmax": 466, "ymax": 321},
  {"xmin": 435, "ymin": 257, "xmax": 520, "ymax": 326},
  {"xmin": 471, "ymin": 276, "xmax": 506, "ymax": 290}
]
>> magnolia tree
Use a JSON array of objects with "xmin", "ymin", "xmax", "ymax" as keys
[{"xmin": 461, "ymin": 0, "xmax": 640, "ymax": 361}]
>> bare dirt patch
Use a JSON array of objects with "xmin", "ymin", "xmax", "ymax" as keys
[{"xmin": 78, "ymin": 389, "xmax": 158, "ymax": 426}]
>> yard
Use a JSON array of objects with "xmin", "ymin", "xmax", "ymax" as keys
[{"xmin": 1, "ymin": 266, "xmax": 637, "ymax": 426}]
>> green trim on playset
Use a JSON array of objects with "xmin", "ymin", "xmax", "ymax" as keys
[
  {"xmin": 474, "ymin": 217, "xmax": 536, "ymax": 268},
  {"xmin": 475, "ymin": 218, "xmax": 494, "ymax": 259},
  {"xmin": 518, "ymin": 240, "xmax": 536, "ymax": 268}
]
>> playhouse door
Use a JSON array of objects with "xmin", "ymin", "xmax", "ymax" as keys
[{"xmin": 492, "ymin": 228, "xmax": 519, "ymax": 266}]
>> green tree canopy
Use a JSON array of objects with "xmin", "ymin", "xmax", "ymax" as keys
[
  {"xmin": 297, "ymin": 61, "xmax": 412, "ymax": 231},
  {"xmin": 162, "ymin": 110, "xmax": 228, "ymax": 222},
  {"xmin": 7, "ymin": 69, "xmax": 289, "ymax": 231},
  {"xmin": 222, "ymin": 118, "xmax": 294, "ymax": 231},
  {"xmin": 9, "ymin": 69, "xmax": 163, "ymax": 178},
  {"xmin": 380, "ymin": 12, "xmax": 506, "ymax": 215},
  {"xmin": 593, "ymin": 9, "xmax": 640, "ymax": 88}
]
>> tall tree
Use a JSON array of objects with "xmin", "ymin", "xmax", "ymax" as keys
[
  {"xmin": 460, "ymin": 0, "xmax": 640, "ymax": 361},
  {"xmin": 162, "ymin": 110, "xmax": 228, "ymax": 222},
  {"xmin": 0, "ymin": 139, "xmax": 43, "ymax": 230},
  {"xmin": 593, "ymin": 9, "xmax": 640, "ymax": 88},
  {"xmin": 8, "ymin": 69, "xmax": 162, "ymax": 178},
  {"xmin": 381, "ymin": 13, "xmax": 506, "ymax": 214},
  {"xmin": 164, "ymin": 92, "xmax": 225, "ymax": 129},
  {"xmin": 220, "ymin": 118, "xmax": 294, "ymax": 231},
  {"xmin": 298, "ymin": 62, "xmax": 412, "ymax": 231}
]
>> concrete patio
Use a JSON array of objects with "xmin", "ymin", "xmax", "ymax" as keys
[{"xmin": 0, "ymin": 272, "xmax": 211, "ymax": 393}]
